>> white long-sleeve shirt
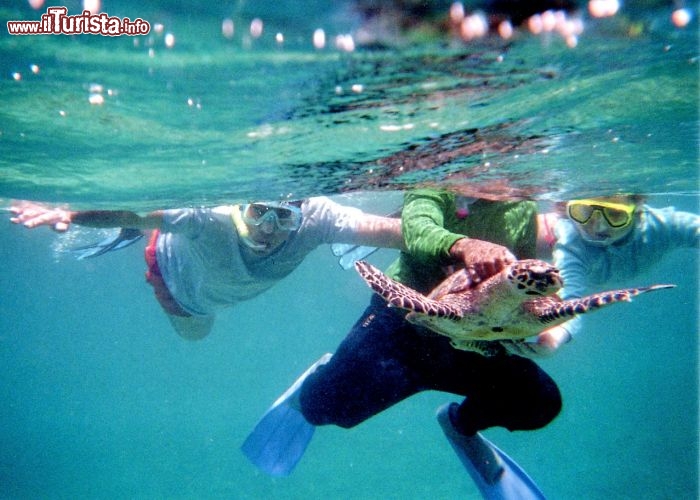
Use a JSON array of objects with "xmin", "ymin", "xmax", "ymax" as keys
[
  {"xmin": 155, "ymin": 197, "xmax": 373, "ymax": 316},
  {"xmin": 552, "ymin": 205, "xmax": 699, "ymax": 337}
]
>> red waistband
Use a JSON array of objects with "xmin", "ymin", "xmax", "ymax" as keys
[{"xmin": 144, "ymin": 230, "xmax": 190, "ymax": 317}]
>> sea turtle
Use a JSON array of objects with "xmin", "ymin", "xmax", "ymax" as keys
[{"xmin": 355, "ymin": 259, "xmax": 674, "ymax": 356}]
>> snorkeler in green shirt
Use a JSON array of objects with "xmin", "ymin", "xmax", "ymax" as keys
[
  {"xmin": 243, "ymin": 189, "xmax": 558, "ymax": 497},
  {"xmin": 384, "ymin": 189, "xmax": 537, "ymax": 292}
]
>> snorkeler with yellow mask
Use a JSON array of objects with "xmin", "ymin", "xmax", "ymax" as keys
[{"xmin": 505, "ymin": 194, "xmax": 699, "ymax": 358}]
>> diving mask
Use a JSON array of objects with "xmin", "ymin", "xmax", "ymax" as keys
[
  {"xmin": 240, "ymin": 202, "xmax": 303, "ymax": 232},
  {"xmin": 567, "ymin": 199, "xmax": 636, "ymax": 229}
]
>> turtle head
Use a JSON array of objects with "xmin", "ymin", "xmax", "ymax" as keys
[{"xmin": 507, "ymin": 259, "xmax": 562, "ymax": 296}]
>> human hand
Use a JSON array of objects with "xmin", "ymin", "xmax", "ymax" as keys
[
  {"xmin": 10, "ymin": 201, "xmax": 73, "ymax": 232},
  {"xmin": 448, "ymin": 237, "xmax": 516, "ymax": 285},
  {"xmin": 501, "ymin": 326, "xmax": 571, "ymax": 358}
]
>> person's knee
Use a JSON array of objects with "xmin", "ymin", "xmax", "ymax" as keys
[
  {"xmin": 530, "ymin": 390, "xmax": 562, "ymax": 429},
  {"xmin": 459, "ymin": 377, "xmax": 563, "ymax": 433},
  {"xmin": 521, "ymin": 380, "xmax": 563, "ymax": 430}
]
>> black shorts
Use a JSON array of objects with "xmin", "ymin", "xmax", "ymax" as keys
[{"xmin": 300, "ymin": 294, "xmax": 562, "ymax": 433}]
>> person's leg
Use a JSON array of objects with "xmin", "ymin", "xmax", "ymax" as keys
[
  {"xmin": 302, "ymin": 304, "xmax": 561, "ymax": 434},
  {"xmin": 300, "ymin": 294, "xmax": 423, "ymax": 428},
  {"xmin": 447, "ymin": 353, "xmax": 562, "ymax": 434}
]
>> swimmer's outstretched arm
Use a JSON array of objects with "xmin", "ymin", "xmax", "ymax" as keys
[
  {"xmin": 9, "ymin": 200, "xmax": 163, "ymax": 232},
  {"xmin": 350, "ymin": 213, "xmax": 406, "ymax": 251}
]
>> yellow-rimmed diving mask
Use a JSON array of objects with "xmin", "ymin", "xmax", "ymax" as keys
[{"xmin": 567, "ymin": 199, "xmax": 636, "ymax": 229}]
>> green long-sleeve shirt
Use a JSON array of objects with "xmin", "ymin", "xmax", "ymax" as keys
[{"xmin": 385, "ymin": 190, "xmax": 538, "ymax": 293}]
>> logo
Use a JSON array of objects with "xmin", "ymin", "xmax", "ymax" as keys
[{"xmin": 7, "ymin": 6, "xmax": 150, "ymax": 36}]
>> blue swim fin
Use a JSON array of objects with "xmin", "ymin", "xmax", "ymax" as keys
[
  {"xmin": 437, "ymin": 403, "xmax": 546, "ymax": 500},
  {"xmin": 331, "ymin": 243, "xmax": 381, "ymax": 270},
  {"xmin": 71, "ymin": 227, "xmax": 143, "ymax": 259},
  {"xmin": 241, "ymin": 353, "xmax": 332, "ymax": 477}
]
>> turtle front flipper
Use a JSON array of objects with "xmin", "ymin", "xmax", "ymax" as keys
[
  {"xmin": 531, "ymin": 283, "xmax": 676, "ymax": 324},
  {"xmin": 355, "ymin": 261, "xmax": 463, "ymax": 319}
]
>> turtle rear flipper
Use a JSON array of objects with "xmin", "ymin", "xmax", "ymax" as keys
[
  {"xmin": 355, "ymin": 261, "xmax": 463, "ymax": 319},
  {"xmin": 450, "ymin": 339, "xmax": 504, "ymax": 357},
  {"xmin": 531, "ymin": 283, "xmax": 676, "ymax": 324}
]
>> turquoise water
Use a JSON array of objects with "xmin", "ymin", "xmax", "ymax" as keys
[{"xmin": 1, "ymin": 1, "xmax": 698, "ymax": 498}]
